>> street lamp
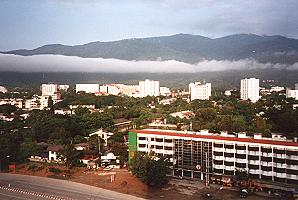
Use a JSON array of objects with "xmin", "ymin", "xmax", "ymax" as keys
[{"xmin": 0, "ymin": 155, "xmax": 10, "ymax": 173}]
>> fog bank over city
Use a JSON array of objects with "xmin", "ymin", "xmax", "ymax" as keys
[{"xmin": 0, "ymin": 53, "xmax": 298, "ymax": 73}]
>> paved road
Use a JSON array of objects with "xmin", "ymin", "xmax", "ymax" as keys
[{"xmin": 0, "ymin": 173, "xmax": 145, "ymax": 200}]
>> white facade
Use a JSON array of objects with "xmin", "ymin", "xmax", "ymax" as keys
[
  {"xmin": 240, "ymin": 78, "xmax": 260, "ymax": 103},
  {"xmin": 76, "ymin": 84, "xmax": 100, "ymax": 93},
  {"xmin": 41, "ymin": 83, "xmax": 58, "ymax": 96},
  {"xmin": 160, "ymin": 87, "xmax": 171, "ymax": 96},
  {"xmin": 120, "ymin": 85, "xmax": 139, "ymax": 96},
  {"xmin": 286, "ymin": 88, "xmax": 298, "ymax": 100},
  {"xmin": 58, "ymin": 84, "xmax": 69, "ymax": 91},
  {"xmin": 0, "ymin": 98, "xmax": 23, "ymax": 108},
  {"xmin": 41, "ymin": 83, "xmax": 61, "ymax": 101},
  {"xmin": 189, "ymin": 82, "xmax": 211, "ymax": 101},
  {"xmin": 100, "ymin": 84, "xmax": 121, "ymax": 95},
  {"xmin": 0, "ymin": 86, "xmax": 8, "ymax": 93},
  {"xmin": 139, "ymin": 79, "xmax": 160, "ymax": 97},
  {"xmin": 270, "ymin": 86, "xmax": 285, "ymax": 93}
]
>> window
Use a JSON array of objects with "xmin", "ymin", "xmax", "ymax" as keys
[
  {"xmin": 156, "ymin": 145, "xmax": 163, "ymax": 150},
  {"xmin": 165, "ymin": 139, "xmax": 172, "ymax": 143},
  {"xmin": 156, "ymin": 138, "xmax": 163, "ymax": 143},
  {"xmin": 165, "ymin": 146, "xmax": 172, "ymax": 150},
  {"xmin": 138, "ymin": 144, "xmax": 146, "ymax": 148},
  {"xmin": 138, "ymin": 137, "xmax": 146, "ymax": 140}
]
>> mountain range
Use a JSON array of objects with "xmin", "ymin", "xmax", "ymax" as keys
[{"xmin": 3, "ymin": 33, "xmax": 298, "ymax": 64}]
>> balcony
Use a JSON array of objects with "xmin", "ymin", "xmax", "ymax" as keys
[
  {"xmin": 213, "ymin": 147, "xmax": 224, "ymax": 152},
  {"xmin": 236, "ymin": 150, "xmax": 247, "ymax": 154},
  {"xmin": 287, "ymin": 174, "xmax": 298, "ymax": 180},
  {"xmin": 274, "ymin": 163, "xmax": 286, "ymax": 168},
  {"xmin": 225, "ymin": 157, "xmax": 235, "ymax": 162},
  {"xmin": 225, "ymin": 166, "xmax": 235, "ymax": 171},
  {"xmin": 249, "ymin": 151, "xmax": 260, "ymax": 156},
  {"xmin": 287, "ymin": 164, "xmax": 298, "ymax": 170},
  {"xmin": 261, "ymin": 161, "xmax": 273, "ymax": 167},
  {"xmin": 262, "ymin": 171, "xmax": 274, "ymax": 176},
  {"xmin": 236, "ymin": 158, "xmax": 248, "ymax": 163},
  {"xmin": 138, "ymin": 147, "xmax": 148, "ymax": 152},
  {"xmin": 154, "ymin": 149, "xmax": 165, "ymax": 154},
  {"xmin": 287, "ymin": 155, "xmax": 298, "ymax": 160},
  {"xmin": 164, "ymin": 150, "xmax": 174, "ymax": 155},
  {"xmin": 275, "ymin": 173, "xmax": 287, "ymax": 178},
  {"xmin": 213, "ymin": 155, "xmax": 224, "ymax": 160},
  {"xmin": 225, "ymin": 149, "xmax": 236, "ymax": 153},
  {"xmin": 213, "ymin": 164, "xmax": 224, "ymax": 169},
  {"xmin": 262, "ymin": 153, "xmax": 273, "ymax": 157},
  {"xmin": 138, "ymin": 140, "xmax": 148, "ymax": 144},
  {"xmin": 249, "ymin": 160, "xmax": 260, "ymax": 165},
  {"xmin": 249, "ymin": 169, "xmax": 261, "ymax": 174},
  {"xmin": 164, "ymin": 142, "xmax": 174, "ymax": 147},
  {"xmin": 151, "ymin": 141, "xmax": 164, "ymax": 146},
  {"xmin": 274, "ymin": 154, "xmax": 286, "ymax": 159}
]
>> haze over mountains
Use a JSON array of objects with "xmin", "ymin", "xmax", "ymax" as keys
[{"xmin": 3, "ymin": 33, "xmax": 298, "ymax": 64}]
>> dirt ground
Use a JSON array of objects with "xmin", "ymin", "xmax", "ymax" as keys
[{"xmin": 12, "ymin": 163, "xmax": 275, "ymax": 200}]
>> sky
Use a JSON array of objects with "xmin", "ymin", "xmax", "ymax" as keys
[{"xmin": 1, "ymin": 0, "xmax": 298, "ymax": 51}]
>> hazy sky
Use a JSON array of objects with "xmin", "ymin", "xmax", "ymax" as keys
[{"xmin": 1, "ymin": 0, "xmax": 297, "ymax": 51}]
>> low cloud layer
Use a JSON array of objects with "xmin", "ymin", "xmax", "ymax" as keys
[{"xmin": 0, "ymin": 53, "xmax": 297, "ymax": 73}]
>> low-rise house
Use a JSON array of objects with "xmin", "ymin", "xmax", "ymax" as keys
[
  {"xmin": 47, "ymin": 145, "xmax": 63, "ymax": 161},
  {"xmin": 74, "ymin": 143, "xmax": 90, "ymax": 151},
  {"xmin": 114, "ymin": 118, "xmax": 131, "ymax": 132},
  {"xmin": 170, "ymin": 110, "xmax": 195, "ymax": 119}
]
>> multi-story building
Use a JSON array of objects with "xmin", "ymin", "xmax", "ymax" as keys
[
  {"xmin": 189, "ymin": 82, "xmax": 211, "ymax": 101},
  {"xmin": 160, "ymin": 87, "xmax": 171, "ymax": 96},
  {"xmin": 240, "ymin": 78, "xmax": 260, "ymax": 103},
  {"xmin": 100, "ymin": 84, "xmax": 121, "ymax": 96},
  {"xmin": 58, "ymin": 84, "xmax": 69, "ymax": 91},
  {"xmin": 139, "ymin": 79, "xmax": 160, "ymax": 97},
  {"xmin": 129, "ymin": 129, "xmax": 298, "ymax": 190},
  {"xmin": 286, "ymin": 84, "xmax": 298, "ymax": 100},
  {"xmin": 41, "ymin": 83, "xmax": 61, "ymax": 100},
  {"xmin": 0, "ymin": 86, "xmax": 8, "ymax": 93},
  {"xmin": 76, "ymin": 84, "xmax": 100, "ymax": 94},
  {"xmin": 0, "ymin": 98, "xmax": 23, "ymax": 108}
]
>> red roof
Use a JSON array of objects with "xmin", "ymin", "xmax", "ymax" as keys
[{"xmin": 129, "ymin": 129, "xmax": 298, "ymax": 148}]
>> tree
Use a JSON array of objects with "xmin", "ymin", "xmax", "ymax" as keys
[
  {"xmin": 59, "ymin": 144, "xmax": 81, "ymax": 169},
  {"xmin": 129, "ymin": 152, "xmax": 169, "ymax": 187}
]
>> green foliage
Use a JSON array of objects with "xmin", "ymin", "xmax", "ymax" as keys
[
  {"xmin": 0, "ymin": 104, "xmax": 18, "ymax": 115},
  {"xmin": 48, "ymin": 167, "xmax": 62, "ymax": 173},
  {"xmin": 58, "ymin": 144, "xmax": 81, "ymax": 169},
  {"xmin": 129, "ymin": 152, "xmax": 169, "ymax": 187}
]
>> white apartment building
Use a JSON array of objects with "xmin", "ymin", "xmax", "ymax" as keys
[
  {"xmin": 286, "ymin": 88, "xmax": 298, "ymax": 100},
  {"xmin": 270, "ymin": 86, "xmax": 285, "ymax": 93},
  {"xmin": 240, "ymin": 78, "xmax": 260, "ymax": 103},
  {"xmin": 139, "ymin": 79, "xmax": 160, "ymax": 97},
  {"xmin": 160, "ymin": 87, "xmax": 171, "ymax": 96},
  {"xmin": 41, "ymin": 83, "xmax": 61, "ymax": 100},
  {"xmin": 0, "ymin": 86, "xmax": 8, "ymax": 93},
  {"xmin": 76, "ymin": 84, "xmax": 100, "ymax": 94},
  {"xmin": 189, "ymin": 82, "xmax": 211, "ymax": 101},
  {"xmin": 0, "ymin": 98, "xmax": 23, "ymax": 108},
  {"xmin": 129, "ymin": 129, "xmax": 298, "ymax": 190},
  {"xmin": 100, "ymin": 84, "xmax": 121, "ymax": 95},
  {"xmin": 58, "ymin": 84, "xmax": 69, "ymax": 91},
  {"xmin": 120, "ymin": 85, "xmax": 139, "ymax": 97}
]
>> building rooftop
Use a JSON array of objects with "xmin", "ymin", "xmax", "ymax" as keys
[{"xmin": 130, "ymin": 129, "xmax": 298, "ymax": 147}]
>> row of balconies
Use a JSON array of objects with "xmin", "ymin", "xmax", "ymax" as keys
[
  {"xmin": 212, "ymin": 166, "xmax": 298, "ymax": 180},
  {"xmin": 138, "ymin": 147, "xmax": 174, "ymax": 155}
]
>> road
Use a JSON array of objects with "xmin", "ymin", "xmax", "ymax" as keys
[{"xmin": 0, "ymin": 173, "xmax": 145, "ymax": 200}]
